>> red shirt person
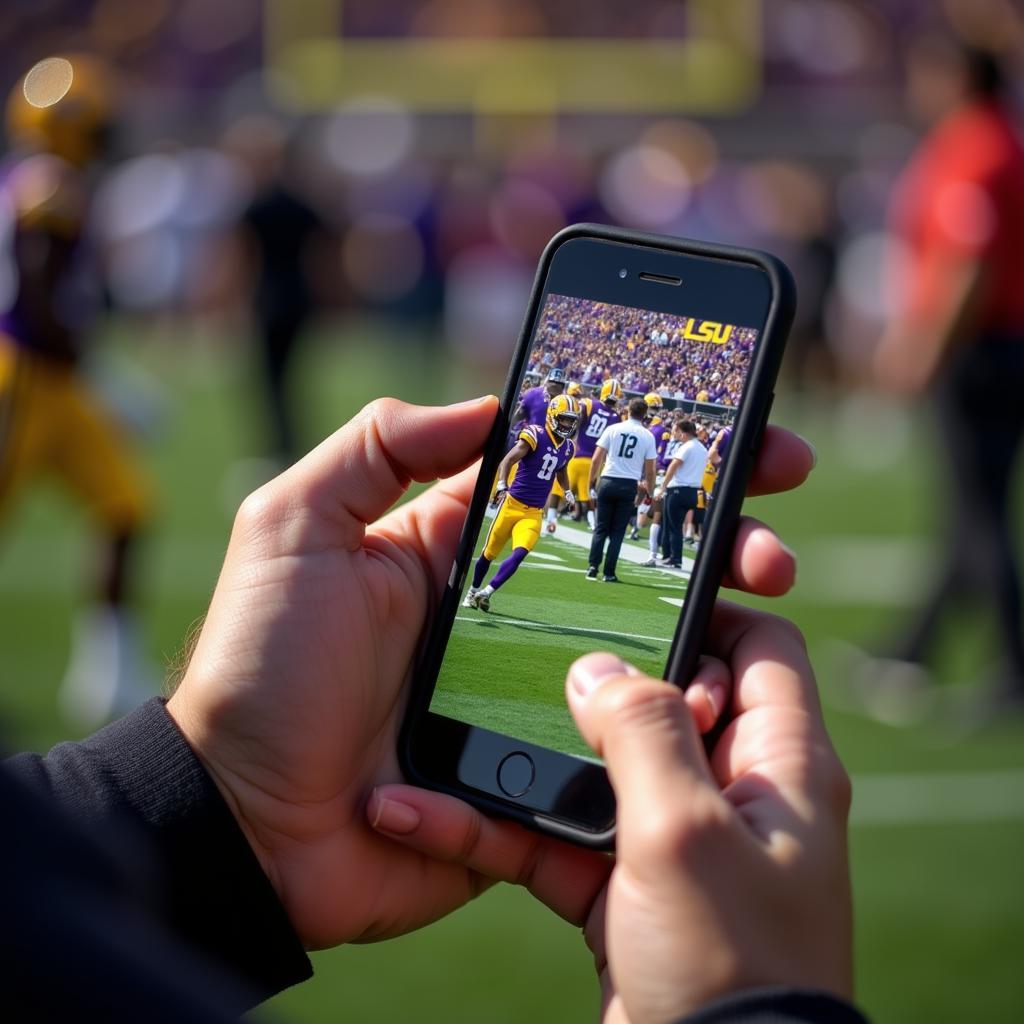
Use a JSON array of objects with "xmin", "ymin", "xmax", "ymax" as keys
[{"xmin": 871, "ymin": 38, "xmax": 1024, "ymax": 710}]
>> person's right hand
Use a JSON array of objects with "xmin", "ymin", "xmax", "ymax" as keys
[
  {"xmin": 373, "ymin": 601, "xmax": 854, "ymax": 1023},
  {"xmin": 567, "ymin": 604, "xmax": 853, "ymax": 1023}
]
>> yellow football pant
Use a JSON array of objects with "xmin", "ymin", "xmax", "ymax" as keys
[
  {"xmin": 481, "ymin": 494, "xmax": 542, "ymax": 560},
  {"xmin": 0, "ymin": 344, "xmax": 150, "ymax": 532}
]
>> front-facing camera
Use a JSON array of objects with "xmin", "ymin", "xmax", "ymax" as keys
[{"xmin": 618, "ymin": 268, "xmax": 628, "ymax": 279}]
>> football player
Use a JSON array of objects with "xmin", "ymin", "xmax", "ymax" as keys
[
  {"xmin": 464, "ymin": 395, "xmax": 579, "ymax": 611},
  {"xmin": 631, "ymin": 392, "xmax": 667, "ymax": 544},
  {"xmin": 1, "ymin": 56, "xmax": 155, "ymax": 725},
  {"xmin": 558, "ymin": 377, "xmax": 621, "ymax": 532},
  {"xmin": 512, "ymin": 367, "xmax": 566, "ymax": 427}
]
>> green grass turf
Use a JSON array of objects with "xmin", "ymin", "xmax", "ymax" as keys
[
  {"xmin": 432, "ymin": 520, "xmax": 693, "ymax": 757},
  {"xmin": 1, "ymin": 320, "xmax": 1023, "ymax": 1021}
]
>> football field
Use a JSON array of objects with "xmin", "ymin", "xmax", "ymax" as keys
[
  {"xmin": 432, "ymin": 516, "xmax": 696, "ymax": 757},
  {"xmin": 1, "ymin": 321, "xmax": 1023, "ymax": 1023}
]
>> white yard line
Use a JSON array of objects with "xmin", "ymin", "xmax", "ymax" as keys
[
  {"xmin": 850, "ymin": 770, "xmax": 1024, "ymax": 826},
  {"xmin": 540, "ymin": 522, "xmax": 695, "ymax": 577},
  {"xmin": 797, "ymin": 537, "xmax": 930, "ymax": 607},
  {"xmin": 452, "ymin": 609, "xmax": 1024, "ymax": 827},
  {"xmin": 518, "ymin": 563, "xmax": 585, "ymax": 574},
  {"xmin": 454, "ymin": 614, "xmax": 673, "ymax": 645}
]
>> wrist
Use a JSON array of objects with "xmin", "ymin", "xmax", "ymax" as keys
[{"xmin": 165, "ymin": 688, "xmax": 284, "ymax": 908}]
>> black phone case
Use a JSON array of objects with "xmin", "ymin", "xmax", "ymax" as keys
[{"xmin": 399, "ymin": 223, "xmax": 796, "ymax": 850}]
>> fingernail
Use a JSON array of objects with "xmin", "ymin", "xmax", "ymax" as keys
[
  {"xmin": 706, "ymin": 681, "xmax": 727, "ymax": 721},
  {"xmin": 371, "ymin": 795, "xmax": 421, "ymax": 836},
  {"xmin": 449, "ymin": 394, "xmax": 495, "ymax": 409},
  {"xmin": 799, "ymin": 434, "xmax": 818, "ymax": 469},
  {"xmin": 570, "ymin": 652, "xmax": 629, "ymax": 697}
]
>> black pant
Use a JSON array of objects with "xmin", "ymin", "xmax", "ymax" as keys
[
  {"xmin": 258, "ymin": 312, "xmax": 308, "ymax": 464},
  {"xmin": 590, "ymin": 477, "xmax": 638, "ymax": 576},
  {"xmin": 891, "ymin": 335, "xmax": 1024, "ymax": 691},
  {"xmin": 664, "ymin": 487, "xmax": 700, "ymax": 566}
]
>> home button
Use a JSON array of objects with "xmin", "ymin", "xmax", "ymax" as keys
[{"xmin": 497, "ymin": 752, "xmax": 535, "ymax": 798}]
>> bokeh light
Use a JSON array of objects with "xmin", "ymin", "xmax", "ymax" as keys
[
  {"xmin": 22, "ymin": 57, "xmax": 74, "ymax": 108},
  {"xmin": 323, "ymin": 97, "xmax": 416, "ymax": 178},
  {"xmin": 342, "ymin": 213, "xmax": 425, "ymax": 303},
  {"xmin": 598, "ymin": 143, "xmax": 691, "ymax": 228}
]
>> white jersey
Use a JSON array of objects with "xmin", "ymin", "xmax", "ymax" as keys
[
  {"xmin": 666, "ymin": 438, "xmax": 709, "ymax": 488},
  {"xmin": 596, "ymin": 418, "xmax": 657, "ymax": 481}
]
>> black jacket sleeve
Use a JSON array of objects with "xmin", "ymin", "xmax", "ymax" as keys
[
  {"xmin": 679, "ymin": 988, "xmax": 870, "ymax": 1023},
  {"xmin": 4, "ymin": 698, "xmax": 312, "ymax": 1019}
]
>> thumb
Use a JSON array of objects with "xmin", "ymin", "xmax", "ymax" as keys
[
  {"xmin": 566, "ymin": 653, "xmax": 731, "ymax": 878},
  {"xmin": 258, "ymin": 395, "xmax": 499, "ymax": 546}
]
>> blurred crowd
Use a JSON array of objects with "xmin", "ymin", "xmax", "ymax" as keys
[
  {"xmin": 0, "ymin": 0, "xmax": 1018, "ymax": 386},
  {"xmin": 2, "ymin": 0, "xmax": 1024, "ymax": 725},
  {"xmin": 528, "ymin": 296, "xmax": 756, "ymax": 407}
]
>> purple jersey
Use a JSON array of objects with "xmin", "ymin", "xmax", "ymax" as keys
[
  {"xmin": 650, "ymin": 422, "xmax": 669, "ymax": 469},
  {"xmin": 509, "ymin": 425, "xmax": 575, "ymax": 507},
  {"xmin": 519, "ymin": 386, "xmax": 550, "ymax": 426},
  {"xmin": 575, "ymin": 398, "xmax": 615, "ymax": 458},
  {"xmin": 714, "ymin": 426, "xmax": 734, "ymax": 461}
]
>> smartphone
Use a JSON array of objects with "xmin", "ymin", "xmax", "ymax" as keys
[{"xmin": 400, "ymin": 224, "xmax": 795, "ymax": 848}]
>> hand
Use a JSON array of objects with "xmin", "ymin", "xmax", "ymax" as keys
[
  {"xmin": 372, "ymin": 601, "xmax": 853, "ymax": 1022},
  {"xmin": 361, "ymin": 429, "xmax": 829, "ymax": 982},
  {"xmin": 166, "ymin": 397, "xmax": 610, "ymax": 950},
  {"xmin": 490, "ymin": 480, "xmax": 508, "ymax": 508},
  {"xmin": 563, "ymin": 488, "xmax": 576, "ymax": 510},
  {"xmin": 565, "ymin": 607, "xmax": 853, "ymax": 1022}
]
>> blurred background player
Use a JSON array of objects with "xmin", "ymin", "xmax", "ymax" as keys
[
  {"xmin": 0, "ymin": 55, "xmax": 154, "ymax": 725},
  {"xmin": 559, "ymin": 376, "xmax": 620, "ymax": 532},
  {"xmin": 587, "ymin": 396, "xmax": 656, "ymax": 582},
  {"xmin": 231, "ymin": 115, "xmax": 328, "ymax": 466},
  {"xmin": 868, "ymin": 37, "xmax": 1024, "ymax": 715},
  {"xmin": 465, "ymin": 394, "xmax": 578, "ymax": 612}
]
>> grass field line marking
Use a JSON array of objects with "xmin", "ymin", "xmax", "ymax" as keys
[
  {"xmin": 454, "ymin": 614, "xmax": 673, "ymax": 645},
  {"xmin": 519, "ymin": 563, "xmax": 585, "ymax": 574},
  {"xmin": 540, "ymin": 524, "xmax": 696, "ymax": 575},
  {"xmin": 525, "ymin": 551, "xmax": 565, "ymax": 562},
  {"xmin": 850, "ymin": 770, "xmax": 1024, "ymax": 826},
  {"xmin": 799, "ymin": 537, "xmax": 929, "ymax": 606},
  {"xmin": 660, "ymin": 597, "xmax": 685, "ymax": 608}
]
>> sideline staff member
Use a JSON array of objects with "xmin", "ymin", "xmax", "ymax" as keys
[
  {"xmin": 587, "ymin": 398, "xmax": 656, "ymax": 582},
  {"xmin": 658, "ymin": 420, "xmax": 710, "ymax": 569}
]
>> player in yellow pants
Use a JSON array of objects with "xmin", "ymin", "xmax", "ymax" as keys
[
  {"xmin": 2, "ymin": 56, "xmax": 156, "ymax": 725},
  {"xmin": 481, "ymin": 494, "xmax": 543, "ymax": 560}
]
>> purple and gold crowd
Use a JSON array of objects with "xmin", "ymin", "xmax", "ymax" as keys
[{"xmin": 526, "ymin": 296, "xmax": 756, "ymax": 407}]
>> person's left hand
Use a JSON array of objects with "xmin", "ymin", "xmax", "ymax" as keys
[{"xmin": 167, "ymin": 397, "xmax": 814, "ymax": 950}]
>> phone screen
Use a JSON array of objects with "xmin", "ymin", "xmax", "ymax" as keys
[{"xmin": 428, "ymin": 285, "xmax": 762, "ymax": 759}]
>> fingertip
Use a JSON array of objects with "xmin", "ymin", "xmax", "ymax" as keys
[
  {"xmin": 799, "ymin": 433, "xmax": 818, "ymax": 470},
  {"xmin": 684, "ymin": 656, "xmax": 731, "ymax": 733},
  {"xmin": 567, "ymin": 652, "xmax": 631, "ymax": 700},
  {"xmin": 728, "ymin": 520, "xmax": 797, "ymax": 597},
  {"xmin": 368, "ymin": 788, "xmax": 422, "ymax": 837},
  {"xmin": 447, "ymin": 394, "xmax": 499, "ymax": 410},
  {"xmin": 750, "ymin": 426, "xmax": 817, "ymax": 497}
]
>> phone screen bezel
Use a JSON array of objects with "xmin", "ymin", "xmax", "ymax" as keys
[{"xmin": 400, "ymin": 226, "xmax": 788, "ymax": 847}]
